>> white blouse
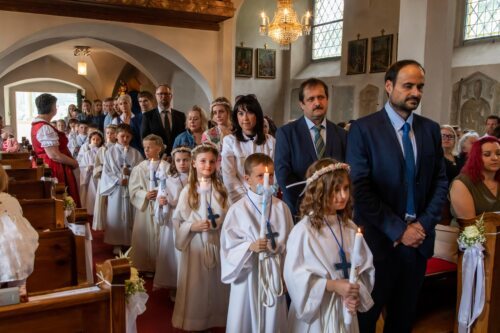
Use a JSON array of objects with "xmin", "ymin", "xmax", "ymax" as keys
[{"xmin": 33, "ymin": 118, "xmax": 59, "ymax": 148}]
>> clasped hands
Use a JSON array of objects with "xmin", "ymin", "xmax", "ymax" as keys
[
  {"xmin": 146, "ymin": 190, "xmax": 158, "ymax": 200},
  {"xmin": 399, "ymin": 221, "xmax": 426, "ymax": 248},
  {"xmin": 326, "ymin": 279, "xmax": 360, "ymax": 314},
  {"xmin": 249, "ymin": 238, "xmax": 269, "ymax": 253},
  {"xmin": 190, "ymin": 219, "xmax": 212, "ymax": 232}
]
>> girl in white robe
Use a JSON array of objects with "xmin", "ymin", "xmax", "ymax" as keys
[
  {"xmin": 128, "ymin": 135, "xmax": 168, "ymax": 272},
  {"xmin": 284, "ymin": 159, "xmax": 375, "ymax": 333},
  {"xmin": 221, "ymin": 95, "xmax": 275, "ymax": 204},
  {"xmin": 153, "ymin": 146, "xmax": 191, "ymax": 290},
  {"xmin": 92, "ymin": 125, "xmax": 117, "ymax": 230},
  {"xmin": 79, "ymin": 131, "xmax": 104, "ymax": 214},
  {"xmin": 221, "ymin": 153, "xmax": 293, "ymax": 333},
  {"xmin": 172, "ymin": 143, "xmax": 230, "ymax": 331},
  {"xmin": 99, "ymin": 124, "xmax": 143, "ymax": 252},
  {"xmin": 0, "ymin": 166, "xmax": 39, "ymax": 294}
]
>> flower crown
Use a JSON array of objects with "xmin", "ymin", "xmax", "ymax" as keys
[
  {"xmin": 171, "ymin": 146, "xmax": 192, "ymax": 156},
  {"xmin": 191, "ymin": 142, "xmax": 219, "ymax": 155},
  {"xmin": 286, "ymin": 162, "xmax": 351, "ymax": 196},
  {"xmin": 210, "ymin": 100, "xmax": 231, "ymax": 111}
]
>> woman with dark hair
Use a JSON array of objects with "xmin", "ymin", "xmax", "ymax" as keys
[
  {"xmin": 31, "ymin": 93, "xmax": 81, "ymax": 206},
  {"xmin": 450, "ymin": 136, "xmax": 500, "ymax": 219},
  {"xmin": 263, "ymin": 115, "xmax": 277, "ymax": 137},
  {"xmin": 221, "ymin": 94, "xmax": 275, "ymax": 203}
]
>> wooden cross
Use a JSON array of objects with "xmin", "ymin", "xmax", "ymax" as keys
[
  {"xmin": 265, "ymin": 222, "xmax": 279, "ymax": 250},
  {"xmin": 334, "ymin": 250, "xmax": 351, "ymax": 279},
  {"xmin": 207, "ymin": 206, "xmax": 219, "ymax": 229}
]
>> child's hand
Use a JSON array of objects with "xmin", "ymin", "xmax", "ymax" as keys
[
  {"xmin": 122, "ymin": 167, "xmax": 130, "ymax": 176},
  {"xmin": 326, "ymin": 279, "xmax": 360, "ymax": 299},
  {"xmin": 158, "ymin": 196, "xmax": 168, "ymax": 206},
  {"xmin": 190, "ymin": 220, "xmax": 210, "ymax": 232},
  {"xmin": 146, "ymin": 190, "xmax": 157, "ymax": 200},
  {"xmin": 249, "ymin": 238, "xmax": 268, "ymax": 253},
  {"xmin": 344, "ymin": 295, "xmax": 361, "ymax": 314},
  {"xmin": 121, "ymin": 178, "xmax": 128, "ymax": 186}
]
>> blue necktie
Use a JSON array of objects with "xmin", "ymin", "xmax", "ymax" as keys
[{"xmin": 402, "ymin": 122, "xmax": 416, "ymax": 218}]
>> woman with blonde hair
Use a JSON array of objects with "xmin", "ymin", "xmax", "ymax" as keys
[
  {"xmin": 202, "ymin": 97, "xmax": 232, "ymax": 151},
  {"xmin": 117, "ymin": 94, "xmax": 143, "ymax": 155},
  {"xmin": 172, "ymin": 105, "xmax": 208, "ymax": 149},
  {"xmin": 441, "ymin": 124, "xmax": 464, "ymax": 182}
]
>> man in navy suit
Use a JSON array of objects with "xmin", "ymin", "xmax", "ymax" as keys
[
  {"xmin": 275, "ymin": 78, "xmax": 347, "ymax": 218},
  {"xmin": 141, "ymin": 84, "xmax": 186, "ymax": 156},
  {"xmin": 346, "ymin": 60, "xmax": 448, "ymax": 333}
]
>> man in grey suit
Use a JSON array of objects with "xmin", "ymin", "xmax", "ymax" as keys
[
  {"xmin": 141, "ymin": 84, "xmax": 186, "ymax": 156},
  {"xmin": 275, "ymin": 78, "xmax": 347, "ymax": 218}
]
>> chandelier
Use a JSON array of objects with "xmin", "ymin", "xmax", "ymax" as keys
[
  {"xmin": 259, "ymin": 0, "xmax": 311, "ymax": 49},
  {"xmin": 74, "ymin": 46, "xmax": 91, "ymax": 76}
]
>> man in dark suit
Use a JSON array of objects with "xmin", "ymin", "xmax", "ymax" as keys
[
  {"xmin": 141, "ymin": 84, "xmax": 186, "ymax": 156},
  {"xmin": 346, "ymin": 60, "xmax": 448, "ymax": 333},
  {"xmin": 275, "ymin": 78, "xmax": 347, "ymax": 217}
]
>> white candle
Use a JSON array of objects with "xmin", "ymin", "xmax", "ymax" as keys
[
  {"xmin": 149, "ymin": 159, "xmax": 155, "ymax": 191},
  {"xmin": 344, "ymin": 228, "xmax": 364, "ymax": 325},
  {"xmin": 199, "ymin": 177, "xmax": 210, "ymax": 221},
  {"xmin": 158, "ymin": 162, "xmax": 168, "ymax": 214},
  {"xmin": 260, "ymin": 167, "xmax": 270, "ymax": 238}
]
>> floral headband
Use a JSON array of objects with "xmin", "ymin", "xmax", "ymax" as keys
[
  {"xmin": 191, "ymin": 142, "xmax": 219, "ymax": 155},
  {"xmin": 286, "ymin": 162, "xmax": 351, "ymax": 196},
  {"xmin": 210, "ymin": 100, "xmax": 231, "ymax": 111},
  {"xmin": 171, "ymin": 146, "xmax": 192, "ymax": 156}
]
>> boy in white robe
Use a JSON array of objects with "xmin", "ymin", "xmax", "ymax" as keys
[
  {"xmin": 221, "ymin": 153, "xmax": 293, "ymax": 333},
  {"xmin": 99, "ymin": 124, "xmax": 143, "ymax": 253},
  {"xmin": 153, "ymin": 146, "xmax": 190, "ymax": 291},
  {"xmin": 172, "ymin": 143, "xmax": 230, "ymax": 331},
  {"xmin": 92, "ymin": 125, "xmax": 116, "ymax": 230},
  {"xmin": 128, "ymin": 134, "xmax": 169, "ymax": 273},
  {"xmin": 284, "ymin": 159, "xmax": 375, "ymax": 333},
  {"xmin": 79, "ymin": 131, "xmax": 104, "ymax": 214}
]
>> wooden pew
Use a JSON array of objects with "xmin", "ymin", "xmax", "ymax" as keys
[
  {"xmin": 455, "ymin": 213, "xmax": 500, "ymax": 333},
  {"xmin": 8, "ymin": 180, "xmax": 52, "ymax": 200},
  {"xmin": 0, "ymin": 159, "xmax": 32, "ymax": 169},
  {"xmin": 0, "ymin": 258, "xmax": 128, "ymax": 333},
  {"xmin": 0, "ymin": 152, "xmax": 30, "ymax": 160},
  {"xmin": 19, "ymin": 198, "xmax": 65, "ymax": 230},
  {"xmin": 5, "ymin": 167, "xmax": 44, "ymax": 181}
]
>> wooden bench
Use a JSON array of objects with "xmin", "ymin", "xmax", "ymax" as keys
[
  {"xmin": 5, "ymin": 167, "xmax": 44, "ymax": 181},
  {"xmin": 0, "ymin": 159, "xmax": 32, "ymax": 169},
  {"xmin": 19, "ymin": 198, "xmax": 65, "ymax": 230},
  {"xmin": 0, "ymin": 259, "xmax": 128, "ymax": 333},
  {"xmin": 8, "ymin": 180, "xmax": 53, "ymax": 200},
  {"xmin": 0, "ymin": 152, "xmax": 30, "ymax": 160}
]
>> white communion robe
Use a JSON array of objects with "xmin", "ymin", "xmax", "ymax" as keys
[
  {"xmin": 171, "ymin": 185, "xmax": 230, "ymax": 331},
  {"xmin": 153, "ymin": 172, "xmax": 187, "ymax": 290},
  {"xmin": 220, "ymin": 190, "xmax": 294, "ymax": 333},
  {"xmin": 92, "ymin": 143, "xmax": 113, "ymax": 230},
  {"xmin": 99, "ymin": 144, "xmax": 143, "ymax": 246},
  {"xmin": 128, "ymin": 159, "xmax": 167, "ymax": 272},
  {"xmin": 221, "ymin": 134, "xmax": 275, "ymax": 204},
  {"xmin": 284, "ymin": 216, "xmax": 375, "ymax": 333},
  {"xmin": 79, "ymin": 145, "xmax": 99, "ymax": 214}
]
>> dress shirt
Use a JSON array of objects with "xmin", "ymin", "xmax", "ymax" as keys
[
  {"xmin": 158, "ymin": 107, "xmax": 172, "ymax": 130},
  {"xmin": 304, "ymin": 116, "xmax": 327, "ymax": 156},
  {"xmin": 384, "ymin": 102, "xmax": 417, "ymax": 164}
]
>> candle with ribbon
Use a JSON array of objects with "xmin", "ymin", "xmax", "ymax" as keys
[
  {"xmin": 344, "ymin": 228, "xmax": 364, "ymax": 325},
  {"xmin": 260, "ymin": 167, "xmax": 270, "ymax": 239},
  {"xmin": 158, "ymin": 162, "xmax": 168, "ymax": 215},
  {"xmin": 199, "ymin": 177, "xmax": 210, "ymax": 221},
  {"xmin": 148, "ymin": 158, "xmax": 156, "ymax": 191}
]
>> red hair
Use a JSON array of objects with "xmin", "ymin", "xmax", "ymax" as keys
[{"xmin": 461, "ymin": 136, "xmax": 500, "ymax": 183}]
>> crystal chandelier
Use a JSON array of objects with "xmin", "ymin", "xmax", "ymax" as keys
[{"xmin": 259, "ymin": 0, "xmax": 311, "ymax": 49}]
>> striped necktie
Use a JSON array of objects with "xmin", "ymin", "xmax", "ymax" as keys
[{"xmin": 313, "ymin": 125, "xmax": 325, "ymax": 159}]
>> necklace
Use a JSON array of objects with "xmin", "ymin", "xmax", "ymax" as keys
[
  {"xmin": 324, "ymin": 216, "xmax": 351, "ymax": 279},
  {"xmin": 246, "ymin": 193, "xmax": 278, "ymax": 250}
]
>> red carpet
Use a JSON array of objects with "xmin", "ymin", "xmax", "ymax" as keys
[{"xmin": 91, "ymin": 229, "xmax": 225, "ymax": 333}]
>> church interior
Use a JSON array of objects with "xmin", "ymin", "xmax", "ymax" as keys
[{"xmin": 0, "ymin": 0, "xmax": 499, "ymax": 332}]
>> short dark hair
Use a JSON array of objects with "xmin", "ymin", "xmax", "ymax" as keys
[
  {"xmin": 138, "ymin": 91, "xmax": 154, "ymax": 101},
  {"xmin": 384, "ymin": 60, "xmax": 425, "ymax": 85},
  {"xmin": 232, "ymin": 94, "xmax": 266, "ymax": 145},
  {"xmin": 35, "ymin": 93, "xmax": 57, "ymax": 115},
  {"xmin": 116, "ymin": 123, "xmax": 134, "ymax": 136},
  {"xmin": 486, "ymin": 115, "xmax": 500, "ymax": 123},
  {"xmin": 299, "ymin": 78, "xmax": 329, "ymax": 103}
]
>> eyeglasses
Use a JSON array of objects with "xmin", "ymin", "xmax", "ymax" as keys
[
  {"xmin": 441, "ymin": 134, "xmax": 455, "ymax": 140},
  {"xmin": 156, "ymin": 93, "xmax": 172, "ymax": 97}
]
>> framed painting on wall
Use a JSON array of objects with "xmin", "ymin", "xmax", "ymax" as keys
[
  {"xmin": 235, "ymin": 46, "xmax": 253, "ymax": 77},
  {"xmin": 346, "ymin": 38, "xmax": 368, "ymax": 75},
  {"xmin": 256, "ymin": 48, "xmax": 276, "ymax": 79},
  {"xmin": 370, "ymin": 34, "xmax": 393, "ymax": 73}
]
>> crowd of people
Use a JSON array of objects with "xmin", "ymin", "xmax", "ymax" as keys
[{"xmin": 2, "ymin": 59, "xmax": 499, "ymax": 333}]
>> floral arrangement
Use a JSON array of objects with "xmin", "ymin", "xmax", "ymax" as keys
[
  {"xmin": 116, "ymin": 248, "xmax": 146, "ymax": 299},
  {"xmin": 458, "ymin": 213, "xmax": 486, "ymax": 249},
  {"xmin": 62, "ymin": 190, "xmax": 76, "ymax": 211}
]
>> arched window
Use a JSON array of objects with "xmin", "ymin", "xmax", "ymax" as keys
[
  {"xmin": 312, "ymin": 0, "xmax": 344, "ymax": 60},
  {"xmin": 464, "ymin": 0, "xmax": 500, "ymax": 40}
]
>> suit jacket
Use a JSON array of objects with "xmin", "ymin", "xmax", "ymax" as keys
[
  {"xmin": 346, "ymin": 109, "xmax": 448, "ymax": 260},
  {"xmin": 140, "ymin": 108, "xmax": 186, "ymax": 156},
  {"xmin": 275, "ymin": 116, "xmax": 347, "ymax": 217}
]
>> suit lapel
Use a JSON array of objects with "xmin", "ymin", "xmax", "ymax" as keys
[
  {"xmin": 380, "ymin": 109, "xmax": 405, "ymax": 166},
  {"xmin": 413, "ymin": 114, "xmax": 424, "ymax": 176},
  {"xmin": 298, "ymin": 116, "xmax": 318, "ymax": 162},
  {"xmin": 325, "ymin": 121, "xmax": 336, "ymax": 157}
]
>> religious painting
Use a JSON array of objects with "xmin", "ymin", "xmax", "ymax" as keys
[
  {"xmin": 370, "ymin": 34, "xmax": 393, "ymax": 73},
  {"xmin": 256, "ymin": 48, "xmax": 276, "ymax": 79},
  {"xmin": 346, "ymin": 38, "xmax": 367, "ymax": 75},
  {"xmin": 235, "ymin": 47, "xmax": 253, "ymax": 77}
]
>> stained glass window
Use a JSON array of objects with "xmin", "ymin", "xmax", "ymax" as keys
[
  {"xmin": 312, "ymin": 0, "xmax": 344, "ymax": 60},
  {"xmin": 464, "ymin": 0, "xmax": 500, "ymax": 40}
]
